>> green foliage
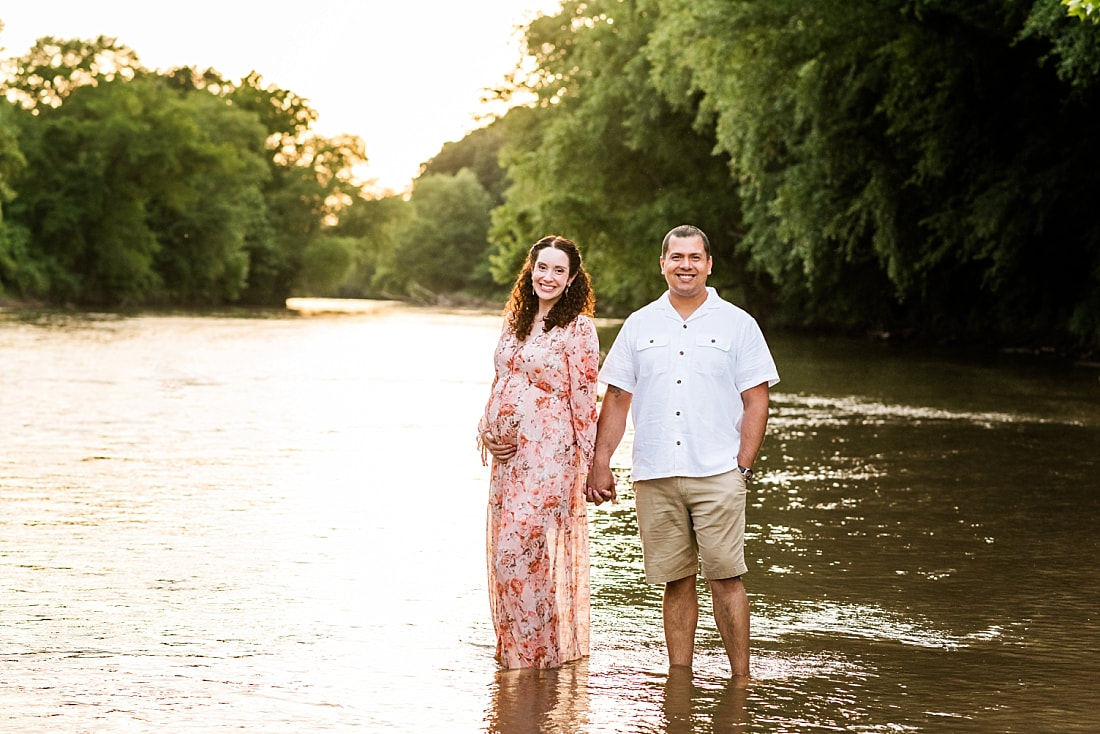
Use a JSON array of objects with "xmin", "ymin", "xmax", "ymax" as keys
[
  {"xmin": 3, "ymin": 9, "xmax": 1097, "ymax": 350},
  {"xmin": 1024, "ymin": 0, "xmax": 1100, "ymax": 86},
  {"xmin": 2, "ymin": 35, "xmax": 144, "ymax": 110},
  {"xmin": 0, "ymin": 220, "xmax": 46, "ymax": 298},
  {"xmin": 649, "ymin": 1, "xmax": 937, "ymax": 325},
  {"xmin": 6, "ymin": 73, "xmax": 270, "ymax": 304},
  {"xmin": 0, "ymin": 35, "xmax": 376, "ymax": 307},
  {"xmin": 1062, "ymin": 0, "xmax": 1100, "ymax": 21},
  {"xmin": 488, "ymin": 0, "xmax": 745, "ymax": 314},
  {"xmin": 420, "ymin": 122, "xmax": 510, "ymax": 205},
  {"xmin": 478, "ymin": 0, "xmax": 1100, "ymax": 349},
  {"xmin": 0, "ymin": 100, "xmax": 24, "ymax": 208},
  {"xmin": 220, "ymin": 72, "xmax": 369, "ymax": 304},
  {"xmin": 327, "ymin": 194, "xmax": 410, "ymax": 297},
  {"xmin": 299, "ymin": 235, "xmax": 357, "ymax": 295},
  {"xmin": 375, "ymin": 169, "xmax": 493, "ymax": 296},
  {"xmin": 642, "ymin": 0, "xmax": 1100, "ymax": 345}
]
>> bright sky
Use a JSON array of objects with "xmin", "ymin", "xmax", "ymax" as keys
[{"xmin": 0, "ymin": 1, "xmax": 560, "ymax": 193}]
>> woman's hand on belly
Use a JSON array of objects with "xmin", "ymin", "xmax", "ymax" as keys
[{"xmin": 481, "ymin": 430, "xmax": 518, "ymax": 462}]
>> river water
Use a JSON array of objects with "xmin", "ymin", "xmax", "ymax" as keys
[{"xmin": 1, "ymin": 303, "xmax": 1098, "ymax": 733}]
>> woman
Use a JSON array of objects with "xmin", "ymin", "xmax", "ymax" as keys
[{"xmin": 478, "ymin": 235, "xmax": 599, "ymax": 669}]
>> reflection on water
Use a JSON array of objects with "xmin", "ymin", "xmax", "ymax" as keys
[
  {"xmin": 486, "ymin": 662, "xmax": 591, "ymax": 733},
  {"xmin": 2, "ymin": 304, "xmax": 1099, "ymax": 732},
  {"xmin": 662, "ymin": 666, "xmax": 749, "ymax": 733}
]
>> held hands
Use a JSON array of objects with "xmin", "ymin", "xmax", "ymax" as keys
[
  {"xmin": 585, "ymin": 464, "xmax": 618, "ymax": 506},
  {"xmin": 480, "ymin": 429, "xmax": 615, "ymax": 506},
  {"xmin": 479, "ymin": 430, "xmax": 517, "ymax": 465}
]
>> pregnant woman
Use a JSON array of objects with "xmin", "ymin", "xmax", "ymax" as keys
[{"xmin": 478, "ymin": 235, "xmax": 599, "ymax": 669}]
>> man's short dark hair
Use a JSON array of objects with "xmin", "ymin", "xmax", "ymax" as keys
[{"xmin": 661, "ymin": 224, "xmax": 711, "ymax": 257}]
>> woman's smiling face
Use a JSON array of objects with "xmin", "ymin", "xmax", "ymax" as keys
[{"xmin": 531, "ymin": 246, "xmax": 574, "ymax": 307}]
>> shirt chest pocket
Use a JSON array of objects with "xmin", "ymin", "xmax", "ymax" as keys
[
  {"xmin": 693, "ymin": 333, "xmax": 731, "ymax": 376},
  {"xmin": 636, "ymin": 334, "xmax": 670, "ymax": 377}
]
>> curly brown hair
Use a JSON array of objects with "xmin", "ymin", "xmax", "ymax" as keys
[{"xmin": 505, "ymin": 235, "xmax": 596, "ymax": 341}]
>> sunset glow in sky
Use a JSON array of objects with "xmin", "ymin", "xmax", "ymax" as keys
[{"xmin": 1, "ymin": 1, "xmax": 560, "ymax": 193}]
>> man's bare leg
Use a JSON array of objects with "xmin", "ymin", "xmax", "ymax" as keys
[
  {"xmin": 664, "ymin": 575, "xmax": 698, "ymax": 668},
  {"xmin": 710, "ymin": 576, "xmax": 750, "ymax": 678}
]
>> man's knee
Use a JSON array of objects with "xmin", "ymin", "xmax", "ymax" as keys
[
  {"xmin": 709, "ymin": 576, "xmax": 745, "ymax": 595},
  {"xmin": 710, "ymin": 575, "xmax": 743, "ymax": 584}
]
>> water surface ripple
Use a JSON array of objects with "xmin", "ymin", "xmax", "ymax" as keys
[{"xmin": 2, "ymin": 306, "xmax": 1098, "ymax": 732}]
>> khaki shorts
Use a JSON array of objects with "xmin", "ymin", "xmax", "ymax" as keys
[{"xmin": 633, "ymin": 469, "xmax": 748, "ymax": 584}]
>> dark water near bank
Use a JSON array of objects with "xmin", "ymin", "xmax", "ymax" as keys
[{"xmin": 2, "ymin": 305, "xmax": 1098, "ymax": 732}]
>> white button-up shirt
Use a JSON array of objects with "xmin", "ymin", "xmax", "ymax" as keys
[{"xmin": 598, "ymin": 288, "xmax": 780, "ymax": 481}]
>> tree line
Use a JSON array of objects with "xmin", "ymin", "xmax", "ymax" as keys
[{"xmin": 1, "ymin": 2, "xmax": 1098, "ymax": 353}]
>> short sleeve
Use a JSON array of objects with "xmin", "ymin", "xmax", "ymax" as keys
[
  {"xmin": 597, "ymin": 314, "xmax": 637, "ymax": 393},
  {"xmin": 733, "ymin": 317, "xmax": 780, "ymax": 393}
]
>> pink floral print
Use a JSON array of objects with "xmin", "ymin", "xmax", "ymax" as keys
[{"xmin": 479, "ymin": 315, "xmax": 600, "ymax": 668}]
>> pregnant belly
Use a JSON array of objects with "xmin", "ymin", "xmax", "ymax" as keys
[{"xmin": 487, "ymin": 395, "xmax": 523, "ymax": 444}]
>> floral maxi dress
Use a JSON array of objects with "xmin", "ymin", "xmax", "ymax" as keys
[{"xmin": 479, "ymin": 315, "xmax": 600, "ymax": 668}]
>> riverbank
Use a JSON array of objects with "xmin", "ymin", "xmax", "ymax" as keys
[{"xmin": 4, "ymin": 295, "xmax": 1096, "ymax": 368}]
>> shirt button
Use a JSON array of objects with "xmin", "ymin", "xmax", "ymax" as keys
[
  {"xmin": 676, "ymin": 441, "xmax": 681, "ymax": 445},
  {"xmin": 679, "ymin": 351, "xmax": 684, "ymax": 356},
  {"xmin": 675, "ymin": 411, "xmax": 680, "ymax": 416},
  {"xmin": 683, "ymin": 324, "xmax": 688, "ymax": 329},
  {"xmin": 676, "ymin": 379, "xmax": 682, "ymax": 384}
]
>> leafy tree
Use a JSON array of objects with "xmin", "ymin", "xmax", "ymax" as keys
[
  {"xmin": 0, "ymin": 100, "xmax": 23, "ymax": 206},
  {"xmin": 648, "ymin": 1, "xmax": 939, "ymax": 328},
  {"xmin": 0, "ymin": 32, "xmax": 377, "ymax": 307},
  {"xmin": 644, "ymin": 0, "xmax": 1100, "ymax": 344},
  {"xmin": 0, "ymin": 33, "xmax": 140, "ymax": 301},
  {"xmin": 487, "ymin": 0, "xmax": 1099, "ymax": 347},
  {"xmin": 144, "ymin": 90, "xmax": 271, "ymax": 303},
  {"xmin": 1, "ymin": 35, "xmax": 144, "ymax": 110},
  {"xmin": 7, "ymin": 73, "xmax": 270, "ymax": 304},
  {"xmin": 1024, "ymin": 0, "xmax": 1100, "ymax": 86},
  {"xmin": 1062, "ymin": 0, "xmax": 1100, "ymax": 21},
  {"xmin": 327, "ymin": 193, "xmax": 410, "ymax": 296},
  {"xmin": 420, "ymin": 121, "xmax": 510, "ymax": 205},
  {"xmin": 376, "ymin": 169, "xmax": 492, "ymax": 296},
  {"xmin": 490, "ymin": 0, "xmax": 746, "ymax": 314},
  {"xmin": 298, "ymin": 235, "xmax": 357, "ymax": 295},
  {"xmin": 0, "ymin": 219, "xmax": 41, "ymax": 299},
  {"xmin": 223, "ymin": 72, "xmax": 369, "ymax": 304},
  {"xmin": 0, "ymin": 98, "xmax": 41, "ymax": 299}
]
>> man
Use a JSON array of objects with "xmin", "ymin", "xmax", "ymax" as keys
[{"xmin": 586, "ymin": 224, "xmax": 779, "ymax": 679}]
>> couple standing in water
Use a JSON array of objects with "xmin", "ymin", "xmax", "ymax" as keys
[{"xmin": 478, "ymin": 225, "xmax": 780, "ymax": 680}]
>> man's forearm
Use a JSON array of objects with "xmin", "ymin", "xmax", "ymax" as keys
[
  {"xmin": 593, "ymin": 385, "xmax": 631, "ymax": 467},
  {"xmin": 737, "ymin": 383, "xmax": 770, "ymax": 468}
]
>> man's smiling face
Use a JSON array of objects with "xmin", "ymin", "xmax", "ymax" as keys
[{"xmin": 660, "ymin": 234, "xmax": 712, "ymax": 302}]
